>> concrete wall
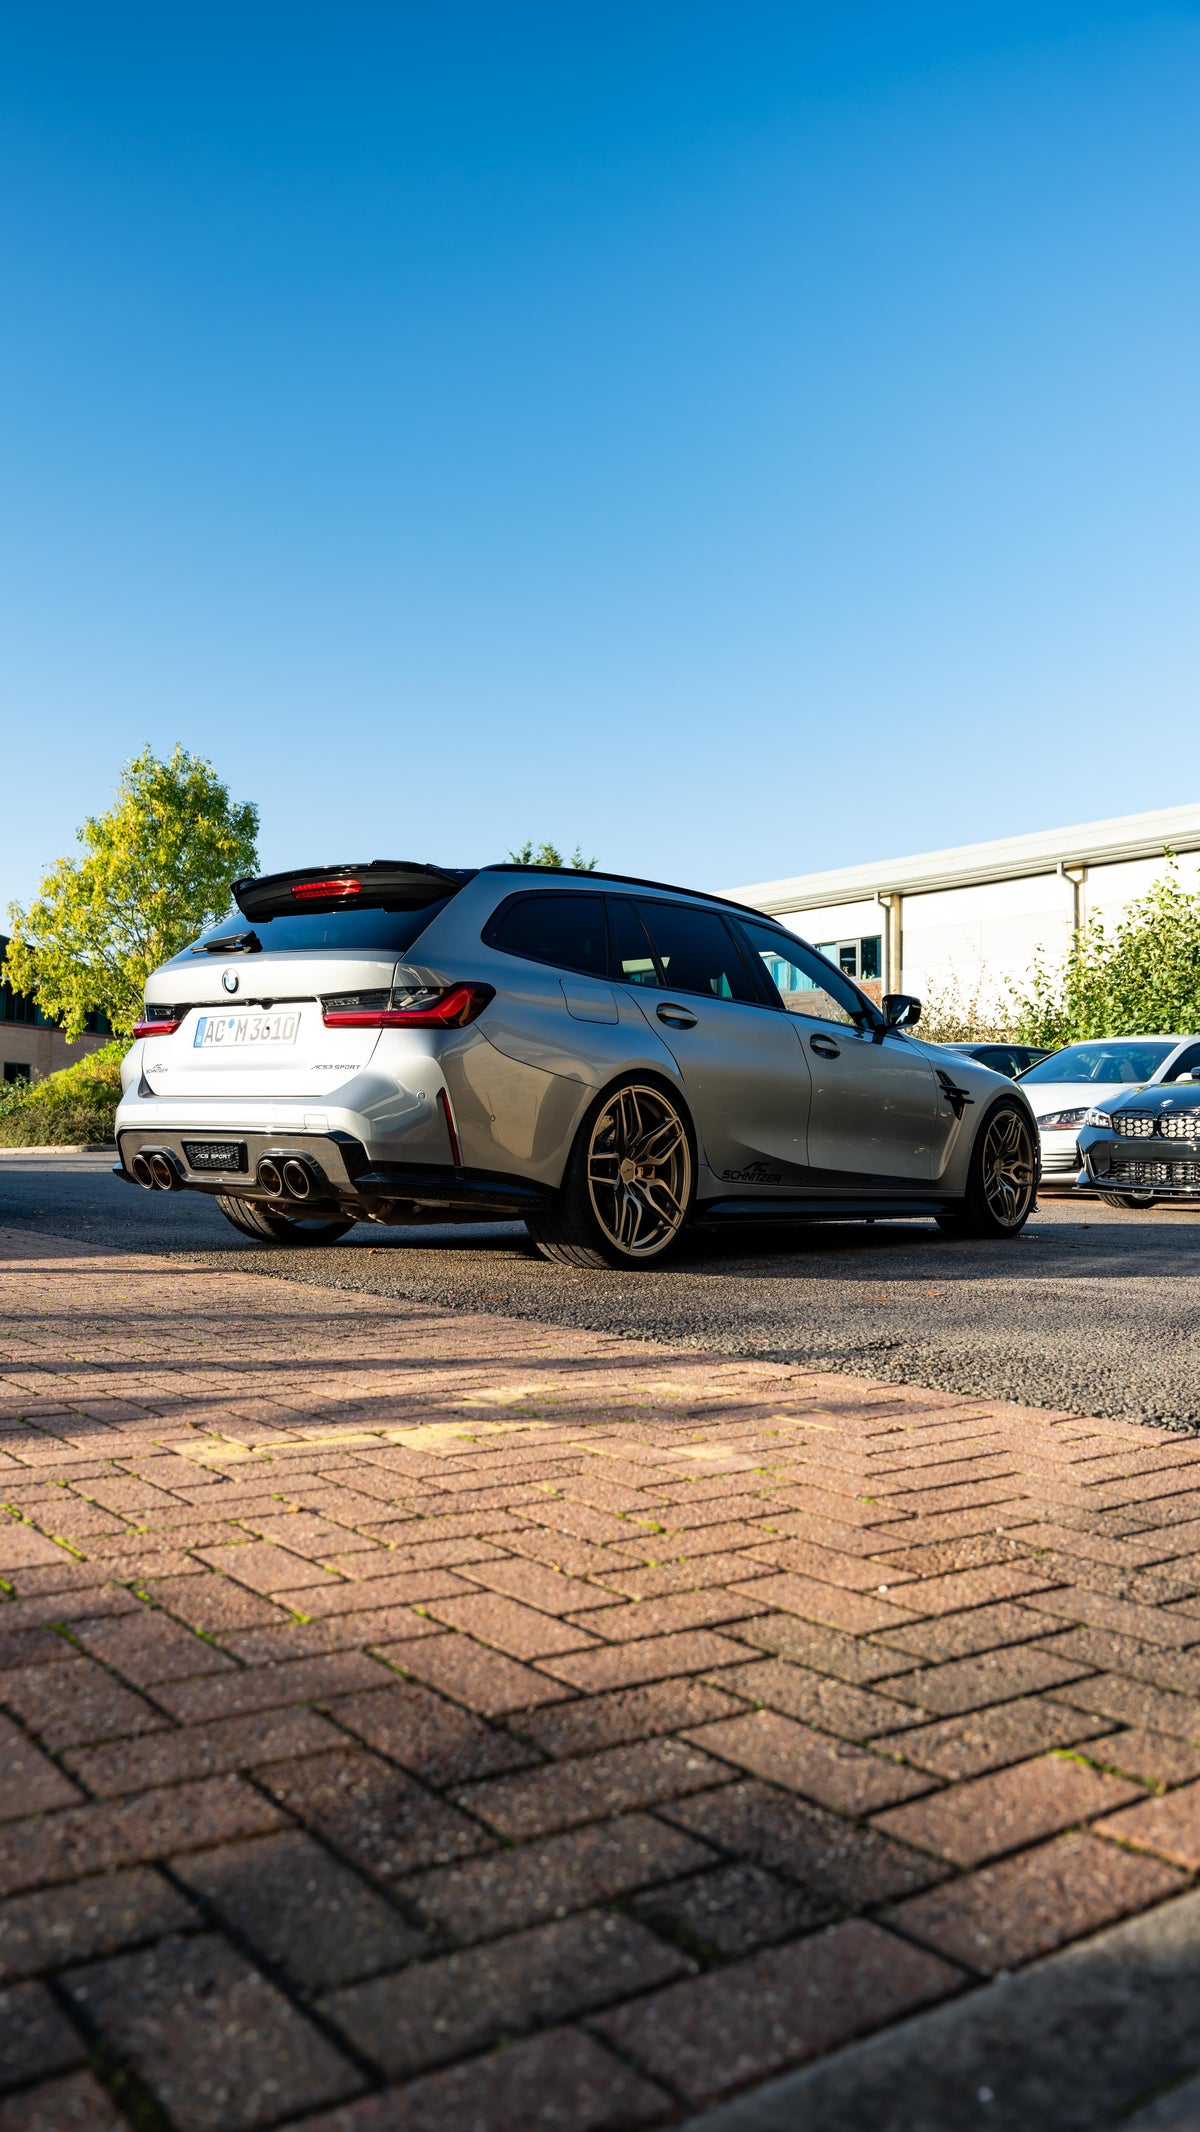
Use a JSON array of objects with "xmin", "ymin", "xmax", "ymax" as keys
[{"xmin": 771, "ymin": 850, "xmax": 1200, "ymax": 1007}]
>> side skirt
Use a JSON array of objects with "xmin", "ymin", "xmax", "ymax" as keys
[{"xmin": 694, "ymin": 1195, "xmax": 957, "ymax": 1223}]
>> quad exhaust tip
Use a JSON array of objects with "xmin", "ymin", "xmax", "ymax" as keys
[
  {"xmin": 256, "ymin": 1153, "xmax": 317, "ymax": 1201},
  {"xmin": 134, "ymin": 1149, "xmax": 184, "ymax": 1191}
]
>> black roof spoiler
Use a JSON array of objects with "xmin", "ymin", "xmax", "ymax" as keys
[{"xmin": 231, "ymin": 861, "xmax": 476, "ymax": 920}]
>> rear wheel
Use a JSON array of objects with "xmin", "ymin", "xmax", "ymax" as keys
[
  {"xmin": 216, "ymin": 1195, "xmax": 356, "ymax": 1245},
  {"xmin": 936, "ymin": 1100, "xmax": 1037, "ymax": 1240},
  {"xmin": 1100, "ymin": 1190, "xmax": 1158, "ymax": 1210},
  {"xmin": 525, "ymin": 1078, "xmax": 694, "ymax": 1268}
]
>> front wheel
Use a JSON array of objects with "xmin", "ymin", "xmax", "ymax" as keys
[
  {"xmin": 216, "ymin": 1195, "xmax": 357, "ymax": 1246},
  {"xmin": 1100, "ymin": 1190, "xmax": 1158, "ymax": 1211},
  {"xmin": 525, "ymin": 1078, "xmax": 694, "ymax": 1268},
  {"xmin": 936, "ymin": 1101, "xmax": 1037, "ymax": 1240}
]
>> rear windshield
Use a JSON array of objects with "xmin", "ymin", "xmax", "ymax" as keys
[
  {"xmin": 183, "ymin": 899, "xmax": 452, "ymax": 959},
  {"xmin": 1019, "ymin": 1039, "xmax": 1177, "ymax": 1085}
]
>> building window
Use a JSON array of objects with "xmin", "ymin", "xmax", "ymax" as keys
[
  {"xmin": 815, "ymin": 935, "xmax": 882, "ymax": 983},
  {"xmin": 3, "ymin": 1061, "xmax": 32, "ymax": 1084}
]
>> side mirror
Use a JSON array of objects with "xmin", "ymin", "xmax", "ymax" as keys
[{"xmin": 883, "ymin": 993, "xmax": 922, "ymax": 1029}]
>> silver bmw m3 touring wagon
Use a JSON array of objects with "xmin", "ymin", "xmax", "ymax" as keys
[{"xmin": 114, "ymin": 860, "xmax": 1039, "ymax": 1266}]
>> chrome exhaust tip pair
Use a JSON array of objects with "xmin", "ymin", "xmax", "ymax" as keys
[
  {"xmin": 129, "ymin": 1149, "xmax": 183, "ymax": 1191},
  {"xmin": 257, "ymin": 1154, "xmax": 316, "ymax": 1201}
]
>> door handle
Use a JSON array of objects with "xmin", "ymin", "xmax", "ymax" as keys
[
  {"xmin": 656, "ymin": 1003, "xmax": 698, "ymax": 1029},
  {"xmin": 809, "ymin": 1034, "xmax": 841, "ymax": 1058}
]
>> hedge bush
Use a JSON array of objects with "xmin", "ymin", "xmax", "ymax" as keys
[
  {"xmin": 1008, "ymin": 862, "xmax": 1200, "ymax": 1048},
  {"xmin": 0, "ymin": 1043, "xmax": 127, "ymax": 1147}
]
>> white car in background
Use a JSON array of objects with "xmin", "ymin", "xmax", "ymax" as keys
[{"xmin": 1018, "ymin": 1036, "xmax": 1200, "ymax": 1184}]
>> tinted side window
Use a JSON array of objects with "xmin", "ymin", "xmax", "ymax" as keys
[
  {"xmin": 488, "ymin": 893, "xmax": 608, "ymax": 976},
  {"xmin": 635, "ymin": 903, "xmax": 757, "ymax": 1004},
  {"xmin": 609, "ymin": 898, "xmax": 660, "ymax": 986},
  {"xmin": 1164, "ymin": 1043, "xmax": 1200, "ymax": 1082},
  {"xmin": 737, "ymin": 918, "xmax": 868, "ymax": 1028}
]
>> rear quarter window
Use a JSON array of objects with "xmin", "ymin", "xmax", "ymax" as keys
[{"xmin": 486, "ymin": 892, "xmax": 609, "ymax": 977}]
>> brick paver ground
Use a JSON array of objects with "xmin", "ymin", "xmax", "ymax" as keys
[{"xmin": 3, "ymin": 1225, "xmax": 1200, "ymax": 2129}]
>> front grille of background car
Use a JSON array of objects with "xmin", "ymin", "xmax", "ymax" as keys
[
  {"xmin": 1113, "ymin": 1113, "xmax": 1200, "ymax": 1141},
  {"xmin": 1112, "ymin": 1157, "xmax": 1200, "ymax": 1186}
]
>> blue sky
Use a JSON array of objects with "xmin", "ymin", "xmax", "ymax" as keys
[{"xmin": 3, "ymin": 2, "xmax": 1198, "ymax": 910}]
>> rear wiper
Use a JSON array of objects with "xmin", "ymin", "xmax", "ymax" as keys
[{"xmin": 193, "ymin": 930, "xmax": 262, "ymax": 955}]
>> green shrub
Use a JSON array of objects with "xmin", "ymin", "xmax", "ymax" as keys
[
  {"xmin": 1008, "ymin": 861, "xmax": 1200, "ymax": 1048},
  {"xmin": 913, "ymin": 969, "xmax": 1017, "ymax": 1044},
  {"xmin": 0, "ymin": 1042, "xmax": 128, "ymax": 1147}
]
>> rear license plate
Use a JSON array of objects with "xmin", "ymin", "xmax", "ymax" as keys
[
  {"xmin": 194, "ymin": 1012, "xmax": 299, "ymax": 1049},
  {"xmin": 183, "ymin": 1140, "xmax": 247, "ymax": 1172}
]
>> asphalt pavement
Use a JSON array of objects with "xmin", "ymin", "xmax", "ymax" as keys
[{"xmin": 3, "ymin": 1150, "xmax": 1199, "ymax": 1432}]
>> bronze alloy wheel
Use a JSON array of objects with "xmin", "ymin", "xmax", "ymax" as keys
[
  {"xmin": 981, "ymin": 1106, "xmax": 1037, "ymax": 1228},
  {"xmin": 585, "ymin": 1082, "xmax": 693, "ymax": 1259}
]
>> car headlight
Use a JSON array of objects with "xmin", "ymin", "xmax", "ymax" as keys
[
  {"xmin": 1037, "ymin": 1107, "xmax": 1088, "ymax": 1131},
  {"xmin": 1084, "ymin": 1108, "xmax": 1114, "ymax": 1129}
]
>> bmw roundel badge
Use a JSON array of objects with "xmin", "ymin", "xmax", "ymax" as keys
[{"xmin": 221, "ymin": 968, "xmax": 239, "ymax": 995}]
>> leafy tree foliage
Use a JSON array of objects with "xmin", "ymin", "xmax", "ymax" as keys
[
  {"xmin": 0, "ymin": 1043, "xmax": 125, "ymax": 1147},
  {"xmin": 4, "ymin": 747, "xmax": 259, "ymax": 1039},
  {"xmin": 507, "ymin": 839, "xmax": 597, "ymax": 871},
  {"xmin": 1008, "ymin": 861, "xmax": 1200, "ymax": 1047},
  {"xmin": 911, "ymin": 969, "xmax": 1016, "ymax": 1044}
]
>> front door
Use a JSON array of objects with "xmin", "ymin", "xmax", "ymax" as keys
[
  {"xmin": 736, "ymin": 919, "xmax": 939, "ymax": 1184},
  {"xmin": 611, "ymin": 898, "xmax": 812, "ymax": 1188}
]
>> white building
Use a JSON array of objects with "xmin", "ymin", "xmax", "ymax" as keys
[{"xmin": 724, "ymin": 803, "xmax": 1200, "ymax": 1009}]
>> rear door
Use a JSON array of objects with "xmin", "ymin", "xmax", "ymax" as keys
[{"xmin": 618, "ymin": 899, "xmax": 811, "ymax": 1186}]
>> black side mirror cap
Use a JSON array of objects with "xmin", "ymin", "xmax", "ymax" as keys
[{"xmin": 883, "ymin": 993, "xmax": 922, "ymax": 1028}]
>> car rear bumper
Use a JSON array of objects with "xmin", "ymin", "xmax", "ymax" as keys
[{"xmin": 113, "ymin": 1121, "xmax": 553, "ymax": 1223}]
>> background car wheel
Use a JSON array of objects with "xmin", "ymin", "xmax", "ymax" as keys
[
  {"xmin": 1101, "ymin": 1190, "xmax": 1158, "ymax": 1210},
  {"xmin": 935, "ymin": 1100, "xmax": 1038, "ymax": 1240},
  {"xmin": 215, "ymin": 1195, "xmax": 356, "ymax": 1245},
  {"xmin": 525, "ymin": 1077, "xmax": 694, "ymax": 1268}
]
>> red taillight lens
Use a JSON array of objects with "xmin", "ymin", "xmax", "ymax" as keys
[
  {"xmin": 292, "ymin": 878, "xmax": 363, "ymax": 900},
  {"xmin": 134, "ymin": 1018, "xmax": 180, "ymax": 1038},
  {"xmin": 322, "ymin": 983, "xmax": 494, "ymax": 1029}
]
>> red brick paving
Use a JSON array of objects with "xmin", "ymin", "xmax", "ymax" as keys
[{"xmin": 3, "ymin": 1227, "xmax": 1200, "ymax": 2126}]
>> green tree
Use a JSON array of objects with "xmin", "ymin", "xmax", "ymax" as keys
[
  {"xmin": 507, "ymin": 839, "xmax": 597, "ymax": 871},
  {"xmin": 1008, "ymin": 860, "xmax": 1200, "ymax": 1047},
  {"xmin": 4, "ymin": 746, "xmax": 259, "ymax": 1040}
]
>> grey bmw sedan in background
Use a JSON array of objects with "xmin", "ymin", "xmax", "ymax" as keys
[{"xmin": 114, "ymin": 860, "xmax": 1039, "ymax": 1266}]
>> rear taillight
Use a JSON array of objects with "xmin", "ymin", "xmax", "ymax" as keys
[
  {"xmin": 321, "ymin": 983, "xmax": 494, "ymax": 1029},
  {"xmin": 292, "ymin": 877, "xmax": 362, "ymax": 899},
  {"xmin": 134, "ymin": 1016, "xmax": 180, "ymax": 1038}
]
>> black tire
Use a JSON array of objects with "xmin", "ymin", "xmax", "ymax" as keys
[
  {"xmin": 216, "ymin": 1194, "xmax": 356, "ymax": 1245},
  {"xmin": 1100, "ymin": 1191, "xmax": 1158, "ymax": 1210},
  {"xmin": 935, "ymin": 1099, "xmax": 1038, "ymax": 1241},
  {"xmin": 525, "ymin": 1076, "xmax": 695, "ymax": 1269}
]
